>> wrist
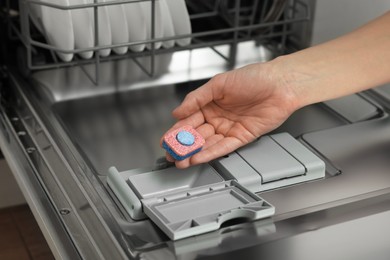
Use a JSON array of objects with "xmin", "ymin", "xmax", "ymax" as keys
[{"xmin": 267, "ymin": 55, "xmax": 309, "ymax": 112}]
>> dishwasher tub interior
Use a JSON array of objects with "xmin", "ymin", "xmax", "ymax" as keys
[
  {"xmin": 6, "ymin": 66, "xmax": 390, "ymax": 257},
  {"xmin": 3, "ymin": 56, "xmax": 390, "ymax": 259},
  {"xmin": 2, "ymin": 0, "xmax": 390, "ymax": 259}
]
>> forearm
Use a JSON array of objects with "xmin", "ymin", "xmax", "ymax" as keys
[{"xmin": 272, "ymin": 11, "xmax": 390, "ymax": 109}]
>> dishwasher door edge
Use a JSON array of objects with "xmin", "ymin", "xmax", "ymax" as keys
[
  {"xmin": 0, "ymin": 109, "xmax": 80, "ymax": 260},
  {"xmin": 0, "ymin": 69, "xmax": 129, "ymax": 260}
]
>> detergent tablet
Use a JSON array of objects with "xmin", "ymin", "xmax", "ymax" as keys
[{"xmin": 162, "ymin": 125, "xmax": 205, "ymax": 160}]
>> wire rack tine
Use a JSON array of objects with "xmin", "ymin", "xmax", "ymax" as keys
[
  {"xmin": 93, "ymin": 0, "xmax": 100, "ymax": 85},
  {"xmin": 228, "ymin": 0, "xmax": 241, "ymax": 68},
  {"xmin": 150, "ymin": 0, "xmax": 156, "ymax": 77}
]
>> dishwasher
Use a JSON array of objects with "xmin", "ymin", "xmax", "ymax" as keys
[{"xmin": 1, "ymin": 0, "xmax": 390, "ymax": 259}]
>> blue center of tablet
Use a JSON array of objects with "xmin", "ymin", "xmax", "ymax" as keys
[{"xmin": 176, "ymin": 131, "xmax": 195, "ymax": 146}]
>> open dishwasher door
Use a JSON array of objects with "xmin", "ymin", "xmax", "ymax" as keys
[{"xmin": 2, "ymin": 0, "xmax": 390, "ymax": 259}]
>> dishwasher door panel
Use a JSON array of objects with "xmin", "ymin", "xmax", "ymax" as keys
[{"xmin": 2, "ymin": 61, "xmax": 390, "ymax": 259}]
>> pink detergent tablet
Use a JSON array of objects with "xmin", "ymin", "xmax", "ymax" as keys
[{"xmin": 162, "ymin": 125, "xmax": 205, "ymax": 160}]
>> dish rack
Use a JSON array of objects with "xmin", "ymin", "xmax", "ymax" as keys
[{"xmin": 4, "ymin": 0, "xmax": 310, "ymax": 84}]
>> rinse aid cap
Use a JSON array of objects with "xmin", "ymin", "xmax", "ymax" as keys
[{"xmin": 162, "ymin": 125, "xmax": 205, "ymax": 160}]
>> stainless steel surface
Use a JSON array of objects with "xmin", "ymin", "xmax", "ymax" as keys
[
  {"xmin": 0, "ymin": 74, "xmax": 81, "ymax": 260},
  {"xmin": 24, "ymin": 60, "xmax": 390, "ymax": 258},
  {"xmin": 2, "ymin": 54, "xmax": 390, "ymax": 259},
  {"xmin": 1, "ymin": 70, "xmax": 128, "ymax": 259},
  {"xmin": 2, "ymin": 0, "xmax": 390, "ymax": 259},
  {"xmin": 51, "ymin": 72, "xmax": 390, "ymax": 223},
  {"xmin": 31, "ymin": 42, "xmax": 274, "ymax": 103},
  {"xmin": 48, "ymin": 71, "xmax": 344, "ymax": 174}
]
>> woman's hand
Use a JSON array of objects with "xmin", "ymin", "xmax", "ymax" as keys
[
  {"xmin": 162, "ymin": 11, "xmax": 390, "ymax": 168},
  {"xmin": 161, "ymin": 61, "xmax": 300, "ymax": 168}
]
